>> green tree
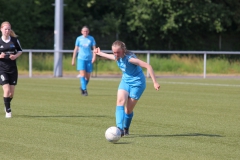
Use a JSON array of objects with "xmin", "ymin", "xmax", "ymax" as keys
[
  {"xmin": 0, "ymin": 0, "xmax": 54, "ymax": 49},
  {"xmin": 123, "ymin": 0, "xmax": 238, "ymax": 50},
  {"xmin": 1, "ymin": 0, "xmax": 240, "ymax": 51}
]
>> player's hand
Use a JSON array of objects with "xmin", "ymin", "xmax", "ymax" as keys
[
  {"xmin": 0, "ymin": 52, "xmax": 5, "ymax": 58},
  {"xmin": 71, "ymin": 59, "xmax": 75, "ymax": 66},
  {"xmin": 9, "ymin": 54, "xmax": 17, "ymax": 60},
  {"xmin": 94, "ymin": 47, "xmax": 101, "ymax": 55},
  {"xmin": 154, "ymin": 82, "xmax": 160, "ymax": 91},
  {"xmin": 93, "ymin": 48, "xmax": 98, "ymax": 54}
]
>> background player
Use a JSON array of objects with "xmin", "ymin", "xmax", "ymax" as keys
[
  {"xmin": 71, "ymin": 26, "xmax": 96, "ymax": 96},
  {"xmin": 0, "ymin": 21, "xmax": 23, "ymax": 118}
]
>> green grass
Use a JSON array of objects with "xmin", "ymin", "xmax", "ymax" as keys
[{"xmin": 0, "ymin": 78, "xmax": 239, "ymax": 160}]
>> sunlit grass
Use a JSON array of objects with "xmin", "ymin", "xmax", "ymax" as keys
[{"xmin": 0, "ymin": 78, "xmax": 239, "ymax": 159}]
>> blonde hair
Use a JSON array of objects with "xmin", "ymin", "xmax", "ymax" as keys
[
  {"xmin": 1, "ymin": 21, "xmax": 17, "ymax": 37},
  {"xmin": 112, "ymin": 40, "xmax": 128, "ymax": 53}
]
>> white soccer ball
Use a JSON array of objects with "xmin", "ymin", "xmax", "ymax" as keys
[{"xmin": 105, "ymin": 126, "xmax": 121, "ymax": 143}]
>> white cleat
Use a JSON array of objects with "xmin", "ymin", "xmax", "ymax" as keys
[
  {"xmin": 5, "ymin": 112, "xmax": 12, "ymax": 118},
  {"xmin": 5, "ymin": 108, "xmax": 12, "ymax": 118}
]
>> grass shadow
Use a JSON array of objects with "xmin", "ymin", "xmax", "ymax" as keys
[
  {"xmin": 111, "ymin": 142, "xmax": 132, "ymax": 144},
  {"xmin": 88, "ymin": 94, "xmax": 116, "ymax": 97},
  {"xmin": 17, "ymin": 115, "xmax": 107, "ymax": 118},
  {"xmin": 133, "ymin": 133, "xmax": 224, "ymax": 138}
]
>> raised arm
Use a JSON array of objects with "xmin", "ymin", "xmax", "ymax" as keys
[
  {"xmin": 94, "ymin": 47, "xmax": 115, "ymax": 61},
  {"xmin": 129, "ymin": 58, "xmax": 160, "ymax": 91}
]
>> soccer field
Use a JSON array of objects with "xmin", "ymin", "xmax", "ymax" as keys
[{"xmin": 0, "ymin": 77, "xmax": 239, "ymax": 160}]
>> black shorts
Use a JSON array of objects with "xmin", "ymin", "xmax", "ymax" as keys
[{"xmin": 0, "ymin": 70, "xmax": 18, "ymax": 85}]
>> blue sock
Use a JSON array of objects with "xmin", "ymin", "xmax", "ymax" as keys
[
  {"xmin": 115, "ymin": 106, "xmax": 124, "ymax": 130},
  {"xmin": 124, "ymin": 112, "xmax": 134, "ymax": 129},
  {"xmin": 80, "ymin": 77, "xmax": 86, "ymax": 90},
  {"xmin": 86, "ymin": 80, "xmax": 89, "ymax": 86}
]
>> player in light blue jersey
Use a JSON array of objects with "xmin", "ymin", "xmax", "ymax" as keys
[
  {"xmin": 94, "ymin": 40, "xmax": 160, "ymax": 136},
  {"xmin": 72, "ymin": 26, "xmax": 96, "ymax": 96}
]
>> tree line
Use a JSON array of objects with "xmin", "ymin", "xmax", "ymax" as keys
[{"xmin": 1, "ymin": 0, "xmax": 240, "ymax": 51}]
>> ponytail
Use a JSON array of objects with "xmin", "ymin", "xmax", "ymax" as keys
[{"xmin": 10, "ymin": 30, "xmax": 17, "ymax": 37}]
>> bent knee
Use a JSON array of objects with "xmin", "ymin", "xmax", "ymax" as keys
[{"xmin": 116, "ymin": 98, "xmax": 126, "ymax": 106}]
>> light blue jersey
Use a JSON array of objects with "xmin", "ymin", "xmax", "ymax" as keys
[
  {"xmin": 116, "ymin": 52, "xmax": 147, "ymax": 130},
  {"xmin": 117, "ymin": 52, "xmax": 146, "ymax": 86},
  {"xmin": 75, "ymin": 35, "xmax": 96, "ymax": 61}
]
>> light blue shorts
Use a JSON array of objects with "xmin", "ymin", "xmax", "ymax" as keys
[
  {"xmin": 118, "ymin": 80, "xmax": 146, "ymax": 100},
  {"xmin": 77, "ymin": 59, "xmax": 93, "ymax": 73}
]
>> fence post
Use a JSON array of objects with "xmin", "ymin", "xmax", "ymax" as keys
[
  {"xmin": 29, "ymin": 51, "xmax": 32, "ymax": 78},
  {"xmin": 147, "ymin": 51, "xmax": 150, "ymax": 78},
  {"xmin": 203, "ymin": 53, "xmax": 207, "ymax": 78},
  {"xmin": 53, "ymin": 0, "xmax": 64, "ymax": 77}
]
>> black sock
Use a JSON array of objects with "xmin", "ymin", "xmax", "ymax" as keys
[{"xmin": 4, "ymin": 97, "xmax": 11, "ymax": 113}]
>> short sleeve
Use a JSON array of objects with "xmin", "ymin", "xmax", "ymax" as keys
[
  {"xmin": 127, "ymin": 52, "xmax": 137, "ymax": 62},
  {"xmin": 15, "ymin": 39, "xmax": 23, "ymax": 52},
  {"xmin": 91, "ymin": 37, "xmax": 96, "ymax": 46}
]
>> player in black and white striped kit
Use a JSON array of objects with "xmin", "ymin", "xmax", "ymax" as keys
[{"xmin": 0, "ymin": 21, "xmax": 23, "ymax": 118}]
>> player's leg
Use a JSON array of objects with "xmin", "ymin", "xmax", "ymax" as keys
[
  {"xmin": 2, "ymin": 84, "xmax": 11, "ymax": 108},
  {"xmin": 124, "ymin": 84, "xmax": 146, "ymax": 135},
  {"xmin": 4, "ymin": 85, "xmax": 15, "ymax": 115},
  {"xmin": 9, "ymin": 85, "xmax": 15, "ymax": 99},
  {"xmin": 116, "ymin": 89, "xmax": 128, "ymax": 136},
  {"xmin": 85, "ymin": 60, "xmax": 93, "ymax": 86},
  {"xmin": 85, "ymin": 73, "xmax": 90, "ymax": 85},
  {"xmin": 80, "ymin": 72, "xmax": 90, "ymax": 96},
  {"xmin": 77, "ymin": 59, "xmax": 87, "ymax": 95},
  {"xmin": 79, "ymin": 70, "xmax": 87, "ymax": 89},
  {"xmin": 123, "ymin": 98, "xmax": 137, "ymax": 135},
  {"xmin": 80, "ymin": 60, "xmax": 93, "ymax": 96},
  {"xmin": 115, "ymin": 80, "xmax": 129, "ymax": 134},
  {"xmin": 0, "ymin": 73, "xmax": 12, "ymax": 118},
  {"xmin": 0, "ymin": 71, "xmax": 18, "ymax": 118}
]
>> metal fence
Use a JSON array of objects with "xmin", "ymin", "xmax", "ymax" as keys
[{"xmin": 23, "ymin": 49, "xmax": 240, "ymax": 78}]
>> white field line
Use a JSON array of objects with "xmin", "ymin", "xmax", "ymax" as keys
[
  {"xmin": 91, "ymin": 78, "xmax": 240, "ymax": 88},
  {"xmin": 159, "ymin": 81, "xmax": 240, "ymax": 87}
]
